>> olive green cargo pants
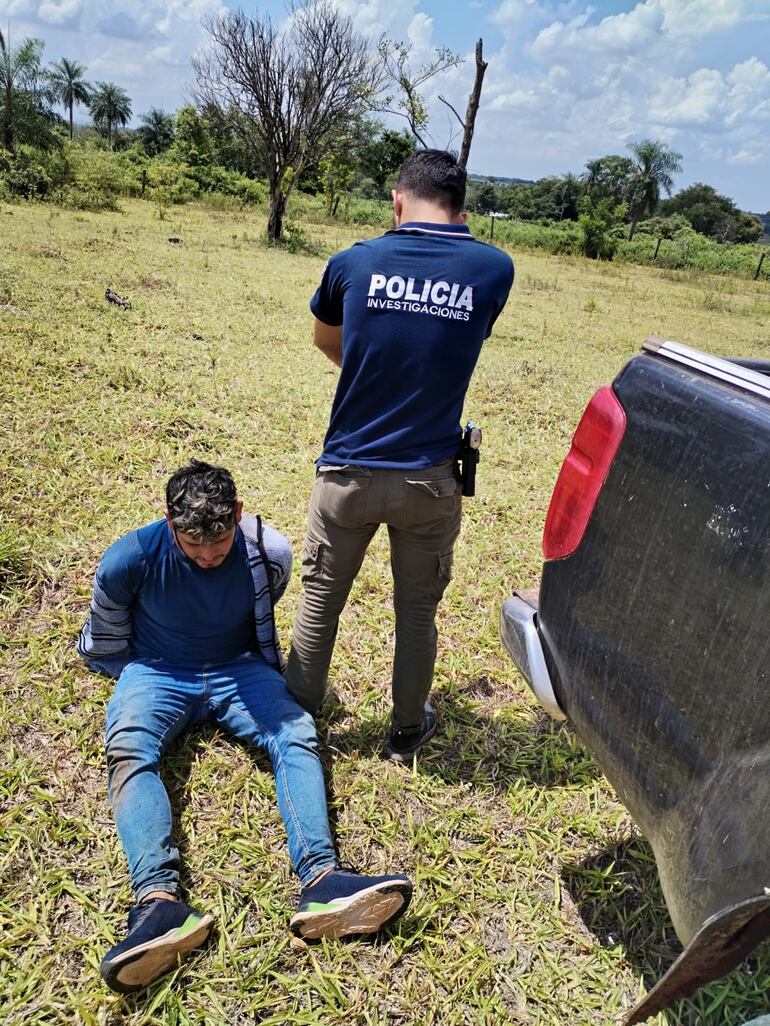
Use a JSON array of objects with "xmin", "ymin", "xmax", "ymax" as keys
[{"xmin": 286, "ymin": 461, "xmax": 462, "ymax": 730}]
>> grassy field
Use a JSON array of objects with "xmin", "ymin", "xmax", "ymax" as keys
[{"xmin": 2, "ymin": 197, "xmax": 770, "ymax": 1026}]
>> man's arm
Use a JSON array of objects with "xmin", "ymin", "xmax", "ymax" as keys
[
  {"xmin": 239, "ymin": 516, "xmax": 293, "ymax": 604},
  {"xmin": 313, "ymin": 318, "xmax": 343, "ymax": 368},
  {"xmin": 77, "ymin": 534, "xmax": 143, "ymax": 675},
  {"xmin": 260, "ymin": 523, "xmax": 293, "ymax": 603}
]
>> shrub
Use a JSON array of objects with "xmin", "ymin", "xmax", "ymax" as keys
[
  {"xmin": 579, "ymin": 199, "xmax": 627, "ymax": 260},
  {"xmin": 0, "ymin": 147, "xmax": 52, "ymax": 199},
  {"xmin": 341, "ymin": 197, "xmax": 390, "ymax": 227},
  {"xmin": 466, "ymin": 214, "xmax": 582, "ymax": 256},
  {"xmin": 57, "ymin": 186, "xmax": 120, "ymax": 212},
  {"xmin": 145, "ymin": 162, "xmax": 199, "ymax": 206},
  {"xmin": 618, "ymin": 230, "xmax": 765, "ymax": 277},
  {"xmin": 635, "ymin": 213, "xmax": 693, "ymax": 241},
  {"xmin": 64, "ymin": 148, "xmax": 138, "ymax": 210},
  {"xmin": 281, "ymin": 219, "xmax": 310, "ymax": 254},
  {"xmin": 194, "ymin": 164, "xmax": 266, "ymax": 204},
  {"xmin": 141, "ymin": 159, "xmax": 267, "ymax": 207}
]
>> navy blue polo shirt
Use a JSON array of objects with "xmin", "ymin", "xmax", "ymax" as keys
[{"xmin": 310, "ymin": 221, "xmax": 514, "ymax": 469}]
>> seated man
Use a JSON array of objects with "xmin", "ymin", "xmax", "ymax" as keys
[{"xmin": 78, "ymin": 459, "xmax": 412, "ymax": 994}]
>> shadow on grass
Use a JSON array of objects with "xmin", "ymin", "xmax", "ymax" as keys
[
  {"xmin": 323, "ymin": 676, "xmax": 600, "ymax": 791},
  {"xmin": 562, "ymin": 836, "xmax": 770, "ymax": 1026}
]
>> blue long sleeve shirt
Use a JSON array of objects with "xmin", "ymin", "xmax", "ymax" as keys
[{"xmin": 78, "ymin": 514, "xmax": 292, "ymax": 674}]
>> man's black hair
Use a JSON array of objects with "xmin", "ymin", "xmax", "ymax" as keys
[
  {"xmin": 395, "ymin": 149, "xmax": 467, "ymax": 215},
  {"xmin": 165, "ymin": 459, "xmax": 237, "ymax": 540}
]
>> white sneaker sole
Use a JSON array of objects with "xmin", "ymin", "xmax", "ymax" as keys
[
  {"xmin": 290, "ymin": 881, "xmax": 412, "ymax": 940},
  {"xmin": 103, "ymin": 914, "xmax": 215, "ymax": 991}
]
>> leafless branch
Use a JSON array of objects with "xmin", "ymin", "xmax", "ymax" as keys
[{"xmin": 437, "ymin": 95, "xmax": 465, "ymax": 129}]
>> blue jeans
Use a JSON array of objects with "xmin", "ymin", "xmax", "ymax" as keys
[{"xmin": 104, "ymin": 655, "xmax": 338, "ymax": 900}]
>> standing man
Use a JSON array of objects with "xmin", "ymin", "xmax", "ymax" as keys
[
  {"xmin": 79, "ymin": 459, "xmax": 412, "ymax": 994},
  {"xmin": 287, "ymin": 150, "xmax": 514, "ymax": 762}
]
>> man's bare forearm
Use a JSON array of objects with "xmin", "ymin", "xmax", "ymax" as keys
[{"xmin": 313, "ymin": 319, "xmax": 343, "ymax": 367}]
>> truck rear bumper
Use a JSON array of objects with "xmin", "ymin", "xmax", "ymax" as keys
[{"xmin": 499, "ymin": 591, "xmax": 566, "ymax": 721}]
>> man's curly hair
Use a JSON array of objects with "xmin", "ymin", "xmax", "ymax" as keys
[{"xmin": 165, "ymin": 459, "xmax": 238, "ymax": 541}]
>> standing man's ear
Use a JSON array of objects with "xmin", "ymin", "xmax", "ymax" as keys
[
  {"xmin": 234, "ymin": 500, "xmax": 243, "ymax": 524},
  {"xmin": 391, "ymin": 189, "xmax": 403, "ymax": 227}
]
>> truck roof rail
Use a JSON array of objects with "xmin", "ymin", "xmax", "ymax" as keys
[{"xmin": 644, "ymin": 336, "xmax": 770, "ymax": 402}]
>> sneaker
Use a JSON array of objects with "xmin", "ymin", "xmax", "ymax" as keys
[
  {"xmin": 100, "ymin": 898, "xmax": 214, "ymax": 994},
  {"xmin": 290, "ymin": 868, "xmax": 413, "ymax": 940},
  {"xmin": 386, "ymin": 702, "xmax": 437, "ymax": 763}
]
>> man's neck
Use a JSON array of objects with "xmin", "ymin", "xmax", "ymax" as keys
[{"xmin": 397, "ymin": 201, "xmax": 462, "ymax": 227}]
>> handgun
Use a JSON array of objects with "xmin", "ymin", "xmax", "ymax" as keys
[{"xmin": 459, "ymin": 421, "xmax": 482, "ymax": 497}]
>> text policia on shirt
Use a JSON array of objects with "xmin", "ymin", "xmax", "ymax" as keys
[{"xmin": 366, "ymin": 273, "xmax": 474, "ymax": 322}]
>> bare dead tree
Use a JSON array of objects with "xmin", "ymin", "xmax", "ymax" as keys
[
  {"xmin": 438, "ymin": 39, "xmax": 488, "ymax": 169},
  {"xmin": 193, "ymin": 3, "xmax": 382, "ymax": 241},
  {"xmin": 376, "ymin": 37, "xmax": 462, "ymax": 148}
]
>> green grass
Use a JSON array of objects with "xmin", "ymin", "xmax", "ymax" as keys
[{"xmin": 1, "ymin": 197, "xmax": 770, "ymax": 1026}]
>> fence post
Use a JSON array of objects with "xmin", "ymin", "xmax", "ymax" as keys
[
  {"xmin": 490, "ymin": 216, "xmax": 495, "ymax": 241},
  {"xmin": 654, "ymin": 237, "xmax": 662, "ymax": 260},
  {"xmin": 755, "ymin": 252, "xmax": 766, "ymax": 281}
]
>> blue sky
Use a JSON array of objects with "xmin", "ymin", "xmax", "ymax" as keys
[{"xmin": 6, "ymin": 0, "xmax": 770, "ymax": 211}]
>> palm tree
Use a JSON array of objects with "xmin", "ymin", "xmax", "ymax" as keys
[
  {"xmin": 137, "ymin": 108, "xmax": 174, "ymax": 156},
  {"xmin": 581, "ymin": 158, "xmax": 604, "ymax": 196},
  {"xmin": 89, "ymin": 82, "xmax": 132, "ymax": 149},
  {"xmin": 559, "ymin": 172, "xmax": 582, "ymax": 221},
  {"xmin": 0, "ymin": 27, "xmax": 45, "ymax": 152},
  {"xmin": 48, "ymin": 57, "xmax": 91, "ymax": 140},
  {"xmin": 626, "ymin": 139, "xmax": 683, "ymax": 240}
]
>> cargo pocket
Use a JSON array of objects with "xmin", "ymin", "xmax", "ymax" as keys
[
  {"xmin": 301, "ymin": 534, "xmax": 324, "ymax": 583},
  {"xmin": 428, "ymin": 549, "xmax": 455, "ymax": 601}
]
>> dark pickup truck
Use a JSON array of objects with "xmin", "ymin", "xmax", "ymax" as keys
[{"xmin": 501, "ymin": 338, "xmax": 770, "ymax": 1024}]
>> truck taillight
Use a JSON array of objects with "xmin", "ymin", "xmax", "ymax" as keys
[{"xmin": 542, "ymin": 385, "xmax": 626, "ymax": 561}]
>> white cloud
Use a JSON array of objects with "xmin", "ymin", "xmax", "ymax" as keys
[
  {"xmin": 333, "ymin": 0, "xmax": 421, "ymax": 36},
  {"xmin": 6, "ymin": 0, "xmax": 39, "ymax": 16},
  {"xmin": 88, "ymin": 50, "xmax": 144, "ymax": 78},
  {"xmin": 526, "ymin": 0, "xmax": 770, "ymax": 60},
  {"xmin": 488, "ymin": 88, "xmax": 539, "ymax": 111},
  {"xmin": 12, "ymin": 0, "xmax": 223, "ymax": 43},
  {"xmin": 649, "ymin": 68, "xmax": 727, "ymax": 129},
  {"xmin": 726, "ymin": 56, "xmax": 770, "ymax": 124},
  {"xmin": 727, "ymin": 147, "xmax": 764, "ymax": 165},
  {"xmin": 530, "ymin": 2, "xmax": 663, "ymax": 59},
  {"xmin": 659, "ymin": 0, "xmax": 770, "ymax": 38},
  {"xmin": 37, "ymin": 0, "xmax": 82, "ymax": 25},
  {"xmin": 492, "ymin": 0, "xmax": 546, "ymax": 28},
  {"xmin": 407, "ymin": 12, "xmax": 433, "ymax": 49},
  {"xmin": 644, "ymin": 56, "xmax": 770, "ymax": 137}
]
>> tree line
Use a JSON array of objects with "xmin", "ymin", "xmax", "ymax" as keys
[
  {"xmin": 1, "ymin": 4, "xmax": 765, "ymax": 250},
  {"xmin": 469, "ymin": 145, "xmax": 764, "ymax": 247}
]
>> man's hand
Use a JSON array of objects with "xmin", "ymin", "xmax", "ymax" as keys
[{"xmin": 313, "ymin": 318, "xmax": 343, "ymax": 368}]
